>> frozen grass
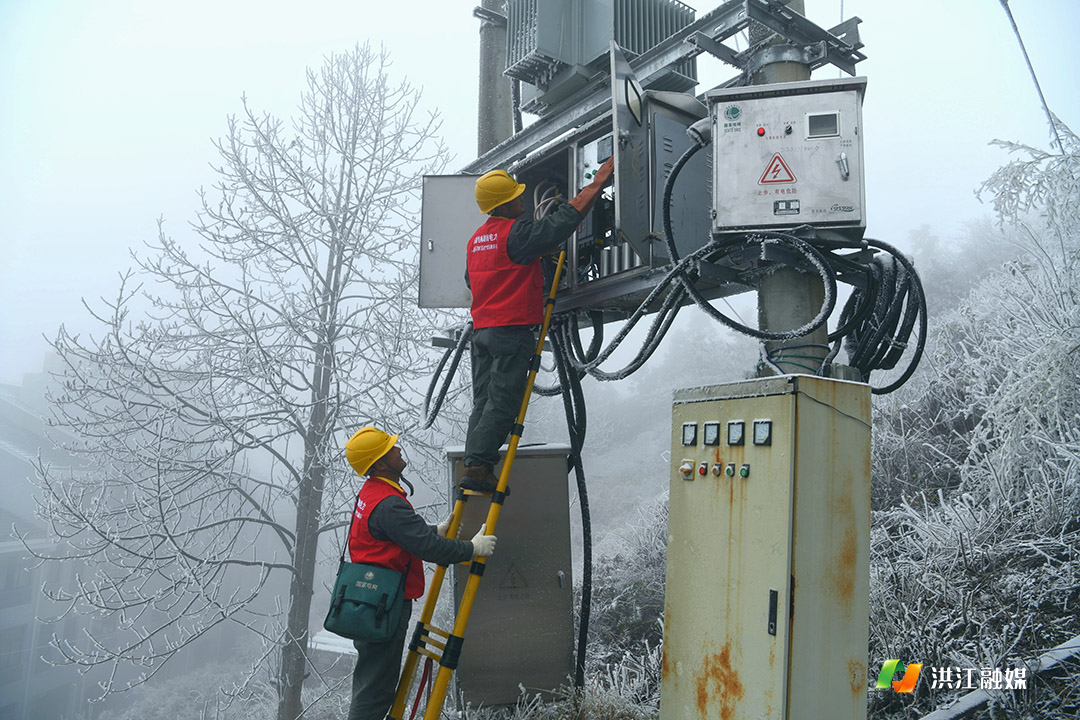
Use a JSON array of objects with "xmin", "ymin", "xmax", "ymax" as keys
[{"xmin": 867, "ymin": 121, "xmax": 1080, "ymax": 719}]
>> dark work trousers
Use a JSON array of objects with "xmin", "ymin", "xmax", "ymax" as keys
[
  {"xmin": 464, "ymin": 325, "xmax": 535, "ymax": 469},
  {"xmin": 348, "ymin": 600, "xmax": 412, "ymax": 720}
]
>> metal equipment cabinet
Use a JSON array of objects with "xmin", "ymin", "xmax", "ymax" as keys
[
  {"xmin": 445, "ymin": 444, "xmax": 575, "ymax": 707},
  {"xmin": 661, "ymin": 375, "xmax": 871, "ymax": 720}
]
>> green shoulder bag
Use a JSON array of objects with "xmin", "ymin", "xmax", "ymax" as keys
[{"xmin": 323, "ymin": 495, "xmax": 410, "ymax": 643}]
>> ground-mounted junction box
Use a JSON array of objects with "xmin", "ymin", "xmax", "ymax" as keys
[
  {"xmin": 708, "ymin": 77, "xmax": 867, "ymax": 237},
  {"xmin": 445, "ymin": 445, "xmax": 574, "ymax": 708},
  {"xmin": 661, "ymin": 375, "xmax": 871, "ymax": 720}
]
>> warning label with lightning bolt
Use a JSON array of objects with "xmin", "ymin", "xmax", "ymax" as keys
[{"xmin": 759, "ymin": 153, "xmax": 797, "ymax": 184}]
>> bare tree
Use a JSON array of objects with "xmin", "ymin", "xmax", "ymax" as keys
[{"xmin": 24, "ymin": 43, "xmax": 457, "ymax": 720}]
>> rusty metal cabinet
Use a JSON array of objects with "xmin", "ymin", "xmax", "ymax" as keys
[{"xmin": 661, "ymin": 376, "xmax": 871, "ymax": 720}]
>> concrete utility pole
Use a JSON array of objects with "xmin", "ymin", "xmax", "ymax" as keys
[
  {"xmin": 476, "ymin": 0, "xmax": 513, "ymax": 155},
  {"xmin": 749, "ymin": 0, "xmax": 831, "ymax": 376}
]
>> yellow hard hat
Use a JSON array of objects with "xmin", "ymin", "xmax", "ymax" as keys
[
  {"xmin": 345, "ymin": 426, "xmax": 398, "ymax": 476},
  {"xmin": 475, "ymin": 169, "xmax": 525, "ymax": 214}
]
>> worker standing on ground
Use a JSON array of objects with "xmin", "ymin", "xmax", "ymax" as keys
[
  {"xmin": 460, "ymin": 158, "xmax": 615, "ymax": 493},
  {"xmin": 344, "ymin": 426, "xmax": 497, "ymax": 720}
]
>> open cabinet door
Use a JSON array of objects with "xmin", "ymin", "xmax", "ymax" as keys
[
  {"xmin": 609, "ymin": 41, "xmax": 653, "ymax": 261},
  {"xmin": 418, "ymin": 174, "xmax": 487, "ymax": 308}
]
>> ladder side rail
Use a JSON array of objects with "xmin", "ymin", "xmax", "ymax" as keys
[
  {"xmin": 389, "ymin": 494, "xmax": 470, "ymax": 718},
  {"xmin": 420, "ymin": 249, "xmax": 568, "ymax": 720}
]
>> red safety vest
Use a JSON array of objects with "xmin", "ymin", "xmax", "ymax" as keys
[
  {"xmin": 467, "ymin": 216, "xmax": 544, "ymax": 329},
  {"xmin": 348, "ymin": 477, "xmax": 425, "ymax": 600}
]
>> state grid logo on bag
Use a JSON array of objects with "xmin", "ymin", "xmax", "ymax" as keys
[{"xmin": 355, "ymin": 570, "xmax": 379, "ymax": 591}]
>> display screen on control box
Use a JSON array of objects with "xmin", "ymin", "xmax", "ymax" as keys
[{"xmin": 596, "ymin": 135, "xmax": 613, "ymax": 163}]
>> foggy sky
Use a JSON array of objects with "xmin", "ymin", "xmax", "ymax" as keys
[{"xmin": 1, "ymin": 0, "xmax": 1077, "ymax": 386}]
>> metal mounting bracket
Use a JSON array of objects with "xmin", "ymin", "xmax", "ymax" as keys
[
  {"xmin": 687, "ymin": 31, "xmax": 742, "ymax": 69},
  {"xmin": 472, "ymin": 5, "xmax": 507, "ymax": 28}
]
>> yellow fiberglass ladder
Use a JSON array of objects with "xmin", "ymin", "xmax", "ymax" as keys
[{"xmin": 388, "ymin": 248, "xmax": 569, "ymax": 720}]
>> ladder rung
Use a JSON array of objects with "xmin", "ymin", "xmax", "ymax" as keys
[
  {"xmin": 422, "ymin": 623, "xmax": 451, "ymax": 639},
  {"xmin": 421, "ymin": 636, "xmax": 446, "ymax": 651},
  {"xmin": 417, "ymin": 647, "xmax": 442, "ymax": 662}
]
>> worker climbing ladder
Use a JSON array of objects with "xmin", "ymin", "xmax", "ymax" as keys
[{"xmin": 388, "ymin": 248, "xmax": 569, "ymax": 720}]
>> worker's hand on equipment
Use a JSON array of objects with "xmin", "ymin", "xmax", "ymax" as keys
[
  {"xmin": 470, "ymin": 523, "xmax": 497, "ymax": 558},
  {"xmin": 592, "ymin": 157, "xmax": 615, "ymax": 186},
  {"xmin": 437, "ymin": 514, "xmax": 454, "ymax": 538}
]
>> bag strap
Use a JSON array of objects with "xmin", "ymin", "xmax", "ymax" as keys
[{"xmin": 339, "ymin": 492, "xmax": 361, "ymax": 564}]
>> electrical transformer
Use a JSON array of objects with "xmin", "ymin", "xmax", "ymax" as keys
[
  {"xmin": 708, "ymin": 77, "xmax": 867, "ymax": 236},
  {"xmin": 661, "ymin": 376, "xmax": 871, "ymax": 720},
  {"xmin": 506, "ymin": 0, "xmax": 697, "ymax": 116}
]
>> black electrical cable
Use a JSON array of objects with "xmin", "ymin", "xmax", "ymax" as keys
[
  {"xmin": 563, "ymin": 282, "xmax": 685, "ymax": 382},
  {"xmin": 684, "ymin": 233, "xmax": 837, "ymax": 341},
  {"xmin": 549, "ymin": 330, "xmax": 592, "ymax": 688},
  {"xmin": 569, "ymin": 311, "xmax": 605, "ymax": 364},
  {"xmin": 662, "ymin": 142, "xmax": 704, "ymax": 264},
  {"xmin": 829, "ymin": 257, "xmax": 879, "ymax": 342},
  {"xmin": 839, "ymin": 244, "xmax": 926, "ymax": 390},
  {"xmin": 533, "ymin": 241, "xmax": 717, "ymax": 391},
  {"xmin": 834, "ymin": 239, "xmax": 928, "ymax": 394},
  {"xmin": 661, "ymin": 141, "xmax": 838, "ymax": 342},
  {"xmin": 659, "ymin": 134, "xmax": 925, "ymax": 389},
  {"xmin": 422, "ymin": 323, "xmax": 472, "ymax": 429},
  {"xmin": 856, "ymin": 254, "xmax": 899, "ymax": 369}
]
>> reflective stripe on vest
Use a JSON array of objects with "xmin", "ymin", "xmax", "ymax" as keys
[
  {"xmin": 348, "ymin": 477, "xmax": 425, "ymax": 599},
  {"xmin": 467, "ymin": 216, "xmax": 543, "ymax": 329}
]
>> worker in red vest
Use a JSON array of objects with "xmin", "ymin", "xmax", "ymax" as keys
[
  {"xmin": 344, "ymin": 426, "xmax": 496, "ymax": 720},
  {"xmin": 460, "ymin": 158, "xmax": 615, "ymax": 493}
]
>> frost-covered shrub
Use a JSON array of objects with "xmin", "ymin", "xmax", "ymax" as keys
[
  {"xmin": 868, "ymin": 120, "xmax": 1080, "ymax": 718},
  {"xmin": 583, "ymin": 495, "xmax": 668, "ymax": 674}
]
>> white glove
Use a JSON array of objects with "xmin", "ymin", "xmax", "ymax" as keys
[
  {"xmin": 470, "ymin": 523, "xmax": 497, "ymax": 558},
  {"xmin": 436, "ymin": 514, "xmax": 454, "ymax": 538}
]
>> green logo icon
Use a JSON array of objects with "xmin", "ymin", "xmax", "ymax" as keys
[
  {"xmin": 875, "ymin": 659, "xmax": 923, "ymax": 693},
  {"xmin": 724, "ymin": 105, "xmax": 741, "ymax": 121}
]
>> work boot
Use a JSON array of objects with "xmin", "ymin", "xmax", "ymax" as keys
[{"xmin": 458, "ymin": 464, "xmax": 508, "ymax": 496}]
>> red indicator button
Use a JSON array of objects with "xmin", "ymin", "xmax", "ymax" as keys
[
  {"xmin": 757, "ymin": 127, "xmax": 766, "ymax": 137},
  {"xmin": 698, "ymin": 462, "xmax": 708, "ymax": 476}
]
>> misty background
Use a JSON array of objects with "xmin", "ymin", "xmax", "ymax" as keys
[{"xmin": 2, "ymin": 0, "xmax": 1078, "ymax": 386}]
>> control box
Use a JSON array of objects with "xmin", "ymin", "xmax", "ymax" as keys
[
  {"xmin": 661, "ymin": 375, "xmax": 871, "ymax": 720},
  {"xmin": 417, "ymin": 44, "xmax": 711, "ymax": 315},
  {"xmin": 577, "ymin": 133, "xmax": 614, "ymax": 189},
  {"xmin": 707, "ymin": 77, "xmax": 867, "ymax": 236}
]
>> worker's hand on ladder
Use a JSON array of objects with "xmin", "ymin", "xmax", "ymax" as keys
[
  {"xmin": 470, "ymin": 523, "xmax": 497, "ymax": 558},
  {"xmin": 436, "ymin": 514, "xmax": 454, "ymax": 538}
]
